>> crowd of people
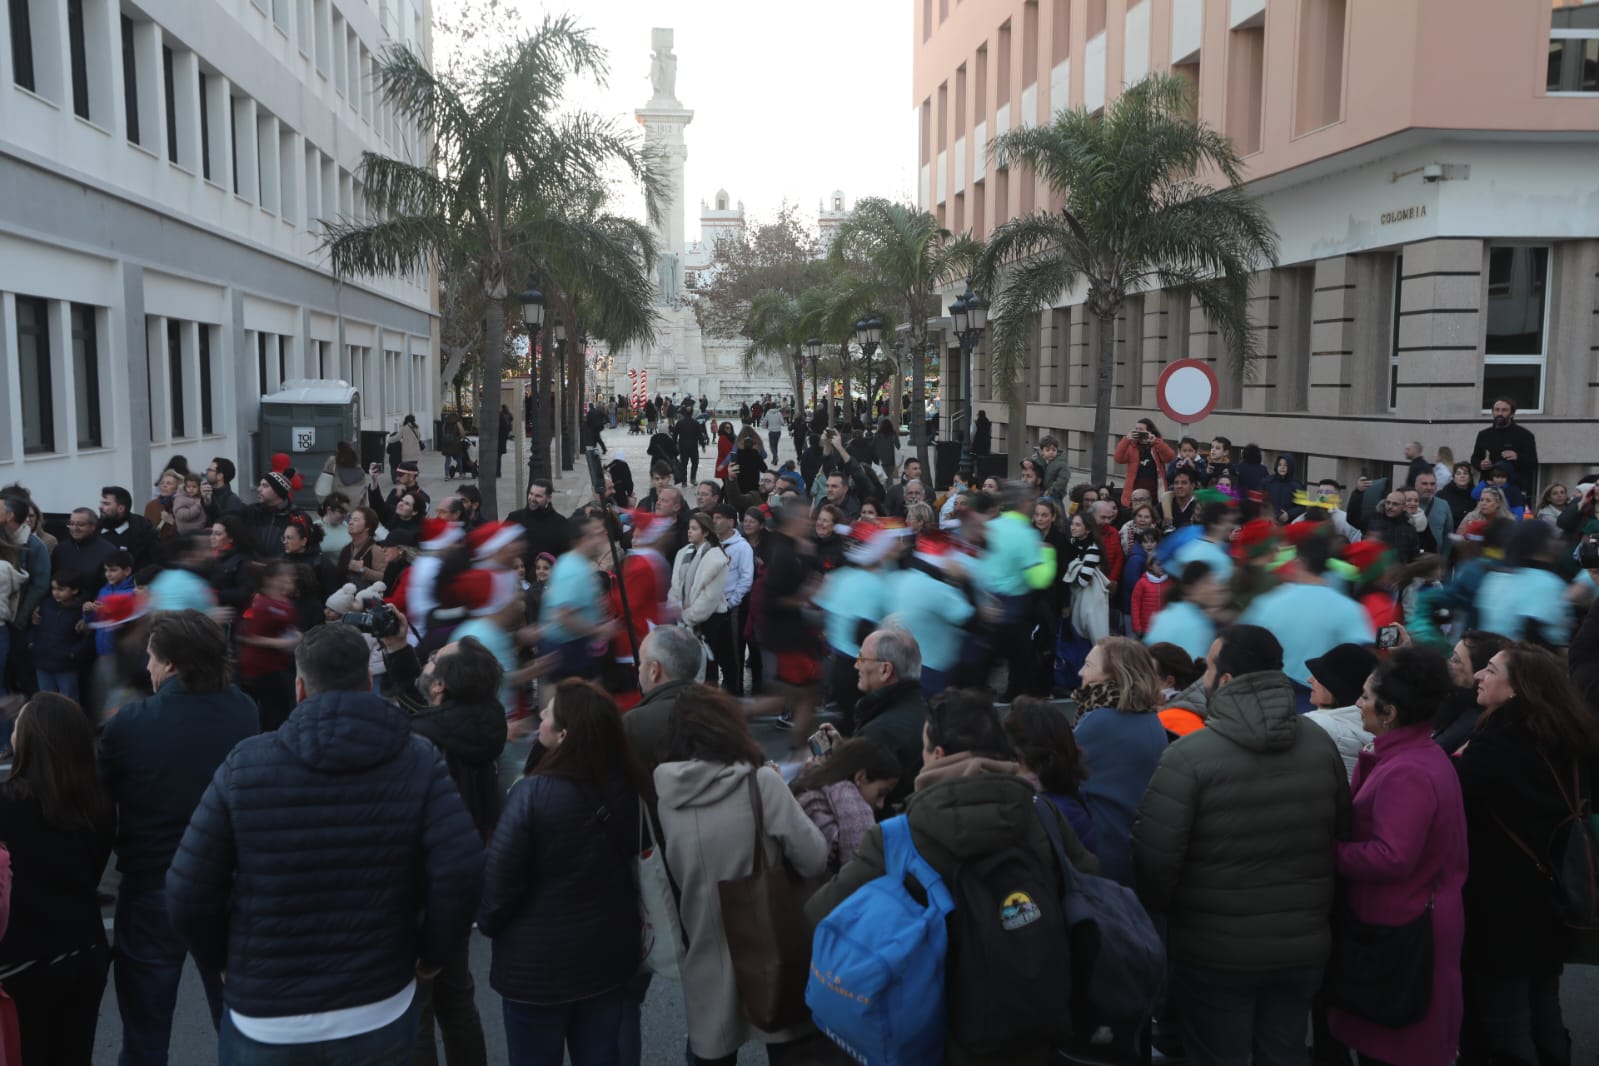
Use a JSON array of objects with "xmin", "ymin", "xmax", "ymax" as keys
[{"xmin": 0, "ymin": 389, "xmax": 1593, "ymax": 1066}]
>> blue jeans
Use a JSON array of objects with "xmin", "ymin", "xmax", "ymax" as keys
[
  {"xmin": 1175, "ymin": 962, "xmax": 1322, "ymax": 1066},
  {"xmin": 36, "ymin": 669, "xmax": 80, "ymax": 700},
  {"xmin": 618, "ymin": 972, "xmax": 651, "ymax": 1066},
  {"xmin": 502, "ymin": 988, "xmax": 625, "ymax": 1066},
  {"xmin": 115, "ymin": 885, "xmax": 226, "ymax": 1065},
  {"xmin": 220, "ymin": 999, "xmax": 417, "ymax": 1065}
]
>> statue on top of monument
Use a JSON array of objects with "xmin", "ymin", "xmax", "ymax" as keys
[{"xmin": 649, "ymin": 32, "xmax": 677, "ymax": 101}]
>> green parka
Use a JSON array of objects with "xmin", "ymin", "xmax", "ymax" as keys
[{"xmin": 1132, "ymin": 670, "xmax": 1351, "ymax": 972}]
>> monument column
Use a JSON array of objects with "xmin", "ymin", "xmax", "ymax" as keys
[{"xmin": 636, "ymin": 28, "xmax": 692, "ymax": 261}]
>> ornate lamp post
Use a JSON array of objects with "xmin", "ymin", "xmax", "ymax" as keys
[
  {"xmin": 949, "ymin": 284, "xmax": 988, "ymax": 477},
  {"xmin": 806, "ymin": 336, "xmax": 822, "ymax": 422},
  {"xmin": 853, "ymin": 312, "xmax": 882, "ymax": 425},
  {"xmin": 520, "ymin": 274, "xmax": 546, "ymax": 480}
]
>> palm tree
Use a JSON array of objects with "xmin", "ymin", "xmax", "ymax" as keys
[
  {"xmin": 831, "ymin": 199, "xmax": 981, "ymax": 473},
  {"xmin": 324, "ymin": 14, "xmax": 660, "ymax": 515},
  {"xmin": 974, "ymin": 73, "xmax": 1278, "ymax": 484}
]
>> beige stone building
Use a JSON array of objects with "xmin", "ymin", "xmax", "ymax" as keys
[{"xmin": 916, "ymin": 0, "xmax": 1599, "ymax": 491}]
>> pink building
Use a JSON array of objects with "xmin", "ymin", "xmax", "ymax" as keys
[{"xmin": 916, "ymin": 0, "xmax": 1599, "ymax": 490}]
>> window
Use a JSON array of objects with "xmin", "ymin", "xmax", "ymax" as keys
[
  {"xmin": 1173, "ymin": 58, "xmax": 1201, "ymax": 122},
  {"xmin": 1294, "ymin": 0, "xmax": 1346, "ymax": 134},
  {"xmin": 1023, "ymin": 1, "xmax": 1039, "ymax": 86},
  {"xmin": 923, "ymin": 0, "xmax": 931, "ymax": 40},
  {"xmin": 1388, "ymin": 254, "xmax": 1402, "ymax": 411},
  {"xmin": 9, "ymin": 0, "xmax": 35, "ymax": 92},
  {"xmin": 1225, "ymin": 24, "xmax": 1265, "ymax": 154},
  {"xmin": 17, "ymin": 297, "xmax": 54, "ymax": 453},
  {"xmin": 199, "ymin": 326, "xmax": 215, "ymax": 433},
  {"xmin": 72, "ymin": 303, "xmax": 103, "ymax": 448},
  {"xmin": 122, "ymin": 16, "xmax": 139, "ymax": 143},
  {"xmin": 167, "ymin": 319, "xmax": 186, "ymax": 437},
  {"xmin": 1087, "ymin": 0, "xmax": 1107, "ymax": 38},
  {"xmin": 1482, "ymin": 245, "xmax": 1550, "ymax": 412},
  {"xmin": 937, "ymin": 82, "xmax": 947, "ymax": 153},
  {"xmin": 257, "ymin": 332, "xmax": 270, "ymax": 395},
  {"xmin": 997, "ymin": 22, "xmax": 1012, "ymax": 107},
  {"xmin": 955, "ymin": 65, "xmax": 966, "ymax": 137},
  {"xmin": 975, "ymin": 44, "xmax": 987, "ymax": 117},
  {"xmin": 197, "ymin": 72, "xmax": 211, "ymax": 179},
  {"xmin": 68, "ymin": 0, "xmax": 89, "ymax": 118},
  {"xmin": 163, "ymin": 45, "xmax": 178, "ymax": 163},
  {"xmin": 1052, "ymin": 0, "xmax": 1070, "ymax": 64},
  {"xmin": 1549, "ymin": 1, "xmax": 1599, "ymax": 93}
]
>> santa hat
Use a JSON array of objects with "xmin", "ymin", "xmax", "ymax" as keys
[
  {"xmin": 1339, "ymin": 541, "xmax": 1395, "ymax": 586},
  {"xmin": 437, "ymin": 568, "xmax": 508, "ymax": 618},
  {"xmin": 1230, "ymin": 519, "xmax": 1280, "ymax": 562},
  {"xmin": 626, "ymin": 508, "xmax": 672, "ymax": 548},
  {"xmin": 89, "ymin": 591, "xmax": 149, "ymax": 630},
  {"xmin": 913, "ymin": 529, "xmax": 958, "ymax": 571},
  {"xmin": 467, "ymin": 521, "xmax": 523, "ymax": 561},
  {"xmin": 263, "ymin": 453, "xmax": 303, "ymax": 499},
  {"xmin": 1280, "ymin": 520, "xmax": 1328, "ymax": 548},
  {"xmin": 419, "ymin": 517, "xmax": 463, "ymax": 552},
  {"xmin": 844, "ymin": 519, "xmax": 909, "ymax": 566}
]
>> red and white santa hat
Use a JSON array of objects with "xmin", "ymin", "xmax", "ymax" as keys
[
  {"xmin": 844, "ymin": 519, "xmax": 910, "ymax": 566},
  {"xmin": 913, "ymin": 529, "xmax": 958, "ymax": 571},
  {"xmin": 467, "ymin": 520, "xmax": 524, "ymax": 561},
  {"xmin": 437, "ymin": 568, "xmax": 512, "ymax": 619},
  {"xmin": 626, "ymin": 508, "xmax": 673, "ymax": 549},
  {"xmin": 89, "ymin": 591, "xmax": 150, "ymax": 630},
  {"xmin": 419, "ymin": 517, "xmax": 464, "ymax": 552}
]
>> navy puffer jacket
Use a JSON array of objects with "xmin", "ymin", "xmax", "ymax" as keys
[
  {"xmin": 479, "ymin": 771, "xmax": 641, "ymax": 1005},
  {"xmin": 166, "ymin": 689, "xmax": 484, "ymax": 1018}
]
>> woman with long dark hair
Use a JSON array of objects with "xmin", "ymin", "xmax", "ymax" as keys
[
  {"xmin": 479, "ymin": 679, "xmax": 645, "ymax": 1066},
  {"xmin": 0, "ymin": 693, "xmax": 114, "ymax": 1065},
  {"xmin": 210, "ymin": 514, "xmax": 257, "ymax": 614},
  {"xmin": 654, "ymin": 686, "xmax": 828, "ymax": 1064},
  {"xmin": 1005, "ymin": 696, "xmax": 1096, "ymax": 851},
  {"xmin": 1456, "ymin": 644, "xmax": 1599, "ymax": 1064},
  {"xmin": 790, "ymin": 738, "xmax": 901, "ymax": 873}
]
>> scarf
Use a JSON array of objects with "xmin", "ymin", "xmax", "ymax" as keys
[{"xmin": 1071, "ymin": 681, "xmax": 1123, "ymax": 715}]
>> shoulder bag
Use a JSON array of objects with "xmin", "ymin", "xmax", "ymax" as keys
[{"xmin": 717, "ymin": 769, "xmax": 812, "ymax": 1031}]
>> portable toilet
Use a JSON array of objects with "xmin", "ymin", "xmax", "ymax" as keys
[{"xmin": 258, "ymin": 379, "xmax": 361, "ymax": 476}]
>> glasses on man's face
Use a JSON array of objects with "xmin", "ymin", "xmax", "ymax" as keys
[{"xmin": 855, "ymin": 656, "xmax": 885, "ymax": 666}]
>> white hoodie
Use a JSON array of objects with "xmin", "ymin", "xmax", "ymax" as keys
[{"xmin": 1304, "ymin": 704, "xmax": 1372, "ymax": 783}]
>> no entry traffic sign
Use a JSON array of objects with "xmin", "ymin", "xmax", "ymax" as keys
[{"xmin": 1156, "ymin": 359, "xmax": 1219, "ymax": 426}]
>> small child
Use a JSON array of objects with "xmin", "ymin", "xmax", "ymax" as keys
[
  {"xmin": 1130, "ymin": 552, "xmax": 1170, "ymax": 638},
  {"xmin": 86, "ymin": 550, "xmax": 137, "ymax": 659},
  {"xmin": 172, "ymin": 473, "xmax": 209, "ymax": 534},
  {"xmin": 238, "ymin": 561, "xmax": 302, "ymax": 732},
  {"xmin": 31, "ymin": 571, "xmax": 94, "ymax": 699}
]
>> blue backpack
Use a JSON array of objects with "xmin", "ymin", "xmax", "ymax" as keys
[{"xmin": 806, "ymin": 816, "xmax": 955, "ymax": 1066}]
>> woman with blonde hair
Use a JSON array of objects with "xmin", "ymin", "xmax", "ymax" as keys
[
  {"xmin": 1072, "ymin": 636, "xmax": 1167, "ymax": 884},
  {"xmin": 144, "ymin": 468, "xmax": 182, "ymax": 543}
]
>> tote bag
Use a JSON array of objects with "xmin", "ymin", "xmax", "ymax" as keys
[
  {"xmin": 717, "ymin": 771, "xmax": 813, "ymax": 1031},
  {"xmin": 1070, "ymin": 566, "xmax": 1111, "ymax": 645},
  {"xmin": 637, "ymin": 798, "xmax": 687, "ymax": 979}
]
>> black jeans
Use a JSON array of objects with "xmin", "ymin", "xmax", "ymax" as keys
[
  {"xmin": 414, "ymin": 942, "xmax": 486, "ymax": 1066},
  {"xmin": 114, "ymin": 885, "xmax": 224, "ymax": 1065},
  {"xmin": 701, "ymin": 612, "xmax": 738, "ymax": 696},
  {"xmin": 1175, "ymin": 961, "xmax": 1322, "ymax": 1066},
  {"xmin": 7, "ymin": 945, "xmax": 110, "ymax": 1066}
]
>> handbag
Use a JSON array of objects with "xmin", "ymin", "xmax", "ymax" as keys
[
  {"xmin": 1323, "ymin": 888, "xmax": 1434, "ymax": 1028},
  {"xmin": 637, "ymin": 798, "xmax": 687, "ymax": 978},
  {"xmin": 1070, "ymin": 565, "xmax": 1110, "ymax": 644},
  {"xmin": 716, "ymin": 770, "xmax": 812, "ymax": 1032}
]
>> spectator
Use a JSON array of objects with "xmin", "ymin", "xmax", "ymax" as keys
[
  {"xmin": 1113, "ymin": 419, "xmax": 1176, "ymax": 509},
  {"xmin": 851, "ymin": 626, "xmax": 929, "ymax": 807},
  {"xmin": 1303, "ymin": 642, "xmax": 1380, "ymax": 783},
  {"xmin": 52, "ymin": 507, "xmax": 114, "ymax": 585},
  {"xmin": 1133, "ymin": 625, "xmax": 1350, "ymax": 1065},
  {"xmin": 236, "ymin": 560, "xmax": 302, "ymax": 732},
  {"xmin": 29, "ymin": 571, "xmax": 94, "ymax": 699},
  {"xmin": 1072, "ymin": 637, "xmax": 1167, "ymax": 885},
  {"xmin": 167, "ymin": 624, "xmax": 484, "ymax": 1065},
  {"xmin": 1005, "ymin": 695, "xmax": 1097, "ymax": 853},
  {"xmin": 336, "ymin": 506, "xmax": 384, "ymax": 590},
  {"xmin": 173, "ymin": 473, "xmax": 209, "ymax": 534},
  {"xmin": 99, "ymin": 611, "xmax": 257, "ymax": 1064},
  {"xmin": 0, "ymin": 693, "xmax": 114, "ymax": 1066},
  {"xmin": 242, "ymin": 465, "xmax": 307, "ymax": 559},
  {"xmin": 200, "ymin": 458, "xmax": 244, "ymax": 523},
  {"xmin": 669, "ymin": 514, "xmax": 730, "ymax": 686},
  {"xmin": 507, "ymin": 479, "xmax": 572, "ymax": 570},
  {"xmin": 791, "ymin": 738, "xmax": 901, "ymax": 873},
  {"xmin": 144, "ymin": 469, "xmax": 183, "ymax": 544},
  {"xmin": 1469, "ymin": 397, "xmax": 1538, "ymax": 492},
  {"xmin": 388, "ymin": 415, "xmax": 424, "ymax": 471}
]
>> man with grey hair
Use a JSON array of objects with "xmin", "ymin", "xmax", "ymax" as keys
[
  {"xmin": 853, "ymin": 626, "xmax": 928, "ymax": 804},
  {"xmin": 621, "ymin": 625, "xmax": 704, "ymax": 779}
]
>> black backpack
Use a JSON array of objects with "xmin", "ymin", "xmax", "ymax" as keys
[{"xmin": 945, "ymin": 842, "xmax": 1075, "ymax": 1053}]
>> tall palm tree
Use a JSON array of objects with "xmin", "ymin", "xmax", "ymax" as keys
[
  {"xmin": 324, "ymin": 15, "xmax": 660, "ymax": 515},
  {"xmin": 830, "ymin": 198, "xmax": 981, "ymax": 473},
  {"xmin": 974, "ymin": 73, "xmax": 1278, "ymax": 484}
]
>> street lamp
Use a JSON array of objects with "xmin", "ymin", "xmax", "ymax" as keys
[
  {"xmin": 550, "ymin": 314, "xmax": 571, "ymax": 471},
  {"xmin": 950, "ymin": 284, "xmax": 988, "ymax": 477},
  {"xmin": 520, "ymin": 273, "xmax": 546, "ymax": 480},
  {"xmin": 806, "ymin": 336, "xmax": 822, "ymax": 422},
  {"xmin": 854, "ymin": 312, "xmax": 883, "ymax": 424}
]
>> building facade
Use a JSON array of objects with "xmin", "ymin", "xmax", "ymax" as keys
[
  {"xmin": 1, "ymin": 0, "xmax": 438, "ymax": 513},
  {"xmin": 916, "ymin": 0, "xmax": 1599, "ymax": 491}
]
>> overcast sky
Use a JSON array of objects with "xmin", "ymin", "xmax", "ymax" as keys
[{"xmin": 437, "ymin": 0, "xmax": 916, "ymax": 239}]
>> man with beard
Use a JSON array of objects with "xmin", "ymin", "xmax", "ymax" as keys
[
  {"xmin": 99, "ymin": 485, "xmax": 162, "ymax": 569},
  {"xmin": 1134, "ymin": 625, "xmax": 1350, "ymax": 1065},
  {"xmin": 53, "ymin": 507, "xmax": 114, "ymax": 580},
  {"xmin": 242, "ymin": 467, "xmax": 310, "ymax": 558},
  {"xmin": 1470, "ymin": 397, "xmax": 1539, "ymax": 493},
  {"xmin": 201, "ymin": 458, "xmax": 245, "ymax": 522},
  {"xmin": 507, "ymin": 479, "xmax": 571, "ymax": 569}
]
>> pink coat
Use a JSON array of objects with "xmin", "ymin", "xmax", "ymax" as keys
[{"xmin": 1329, "ymin": 724, "xmax": 1468, "ymax": 1066}]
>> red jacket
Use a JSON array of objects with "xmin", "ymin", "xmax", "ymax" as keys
[
  {"xmin": 1097, "ymin": 528, "xmax": 1125, "ymax": 595},
  {"xmin": 1112, "ymin": 435, "xmax": 1177, "ymax": 508},
  {"xmin": 1130, "ymin": 573, "xmax": 1170, "ymax": 636}
]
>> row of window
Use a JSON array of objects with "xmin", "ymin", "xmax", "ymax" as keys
[
  {"xmin": 9, "ymin": 0, "xmax": 421, "ymax": 236},
  {"xmin": 1549, "ymin": 0, "xmax": 1599, "ymax": 93},
  {"xmin": 16, "ymin": 297, "xmax": 102, "ymax": 455},
  {"xmin": 971, "ymin": 243, "xmax": 1559, "ymax": 418}
]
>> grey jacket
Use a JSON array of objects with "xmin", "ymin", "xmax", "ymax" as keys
[{"xmin": 1133, "ymin": 671, "xmax": 1350, "ymax": 972}]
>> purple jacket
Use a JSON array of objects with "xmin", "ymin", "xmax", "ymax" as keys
[
  {"xmin": 797, "ymin": 781, "xmax": 878, "ymax": 874},
  {"xmin": 1329, "ymin": 724, "xmax": 1468, "ymax": 1066}
]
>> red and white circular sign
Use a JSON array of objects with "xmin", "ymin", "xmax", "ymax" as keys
[{"xmin": 1156, "ymin": 358, "xmax": 1219, "ymax": 426}]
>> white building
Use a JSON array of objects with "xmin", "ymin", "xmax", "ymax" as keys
[{"xmin": 0, "ymin": 0, "xmax": 438, "ymax": 514}]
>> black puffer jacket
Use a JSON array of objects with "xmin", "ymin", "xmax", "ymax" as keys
[
  {"xmin": 1132, "ymin": 670, "xmax": 1350, "ymax": 972},
  {"xmin": 479, "ymin": 772, "xmax": 640, "ymax": 1005},
  {"xmin": 387, "ymin": 645, "xmax": 508, "ymax": 838},
  {"xmin": 166, "ymin": 690, "xmax": 484, "ymax": 1018}
]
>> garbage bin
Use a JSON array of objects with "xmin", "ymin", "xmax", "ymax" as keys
[{"xmin": 258, "ymin": 380, "xmax": 361, "ymax": 483}]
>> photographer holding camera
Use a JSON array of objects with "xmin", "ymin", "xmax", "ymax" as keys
[{"xmin": 1113, "ymin": 418, "xmax": 1176, "ymax": 511}]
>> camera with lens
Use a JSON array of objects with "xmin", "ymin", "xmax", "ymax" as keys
[{"xmin": 343, "ymin": 601, "xmax": 402, "ymax": 639}]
